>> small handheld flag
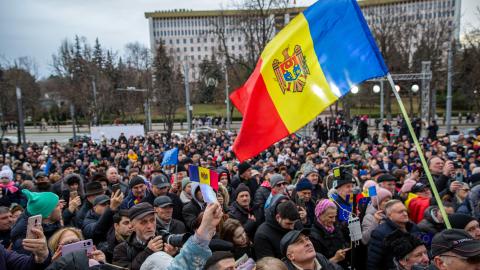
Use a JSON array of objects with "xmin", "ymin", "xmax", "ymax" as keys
[
  {"xmin": 189, "ymin": 165, "xmax": 219, "ymax": 203},
  {"xmin": 161, "ymin": 148, "xmax": 179, "ymax": 166},
  {"xmin": 368, "ymin": 186, "xmax": 377, "ymax": 197}
]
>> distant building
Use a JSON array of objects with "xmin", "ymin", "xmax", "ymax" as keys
[{"xmin": 145, "ymin": 0, "xmax": 459, "ymax": 80}]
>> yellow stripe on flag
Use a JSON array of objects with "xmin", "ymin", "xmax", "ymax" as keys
[
  {"xmin": 198, "ymin": 167, "xmax": 210, "ymax": 185},
  {"xmin": 260, "ymin": 14, "xmax": 338, "ymax": 133}
]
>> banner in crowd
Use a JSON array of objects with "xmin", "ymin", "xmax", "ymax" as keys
[
  {"xmin": 90, "ymin": 125, "xmax": 145, "ymax": 142},
  {"xmin": 230, "ymin": 0, "xmax": 388, "ymax": 161}
]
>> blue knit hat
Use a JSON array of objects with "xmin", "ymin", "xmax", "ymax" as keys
[
  {"xmin": 22, "ymin": 189, "xmax": 59, "ymax": 218},
  {"xmin": 296, "ymin": 178, "xmax": 313, "ymax": 191}
]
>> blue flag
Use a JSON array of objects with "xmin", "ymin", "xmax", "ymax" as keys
[
  {"xmin": 44, "ymin": 157, "xmax": 52, "ymax": 175},
  {"xmin": 368, "ymin": 186, "xmax": 377, "ymax": 197},
  {"xmin": 161, "ymin": 148, "xmax": 178, "ymax": 166}
]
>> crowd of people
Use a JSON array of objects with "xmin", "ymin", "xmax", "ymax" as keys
[{"xmin": 0, "ymin": 114, "xmax": 480, "ymax": 270}]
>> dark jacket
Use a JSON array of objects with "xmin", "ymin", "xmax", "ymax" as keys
[
  {"xmin": 155, "ymin": 217, "xmax": 186, "ymax": 235},
  {"xmin": 97, "ymin": 227, "xmax": 121, "ymax": 263},
  {"xmin": 112, "ymin": 232, "xmax": 153, "ymax": 270},
  {"xmin": 75, "ymin": 200, "xmax": 93, "ymax": 228},
  {"xmin": 367, "ymin": 218, "xmax": 422, "ymax": 270},
  {"xmin": 0, "ymin": 244, "xmax": 51, "ymax": 270},
  {"xmin": 283, "ymin": 253, "xmax": 342, "ymax": 270},
  {"xmin": 228, "ymin": 202, "xmax": 257, "ymax": 239},
  {"xmin": 418, "ymin": 207, "xmax": 446, "ymax": 236},
  {"xmin": 252, "ymin": 185, "xmax": 270, "ymax": 224},
  {"xmin": 0, "ymin": 229, "xmax": 11, "ymax": 248},
  {"xmin": 254, "ymin": 195, "xmax": 301, "ymax": 259},
  {"xmin": 310, "ymin": 221, "xmax": 347, "ymax": 261},
  {"xmin": 231, "ymin": 175, "xmax": 259, "ymax": 196},
  {"xmin": 10, "ymin": 212, "xmax": 62, "ymax": 255},
  {"xmin": 0, "ymin": 187, "xmax": 24, "ymax": 208},
  {"xmin": 142, "ymin": 191, "xmax": 184, "ymax": 222},
  {"xmin": 182, "ymin": 184, "xmax": 205, "ymax": 232},
  {"xmin": 120, "ymin": 190, "xmax": 151, "ymax": 210},
  {"xmin": 46, "ymin": 250, "xmax": 119, "ymax": 270},
  {"xmin": 82, "ymin": 208, "xmax": 116, "ymax": 244}
]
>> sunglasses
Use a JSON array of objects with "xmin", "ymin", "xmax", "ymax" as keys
[{"xmin": 276, "ymin": 182, "xmax": 287, "ymax": 187}]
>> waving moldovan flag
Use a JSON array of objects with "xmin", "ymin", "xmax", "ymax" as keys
[
  {"xmin": 188, "ymin": 165, "xmax": 219, "ymax": 203},
  {"xmin": 230, "ymin": 0, "xmax": 389, "ymax": 161}
]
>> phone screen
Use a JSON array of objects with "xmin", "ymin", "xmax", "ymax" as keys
[{"xmin": 26, "ymin": 215, "xmax": 42, "ymax": 239}]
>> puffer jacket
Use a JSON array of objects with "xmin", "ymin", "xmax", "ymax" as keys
[
  {"xmin": 252, "ymin": 185, "xmax": 270, "ymax": 224},
  {"xmin": 418, "ymin": 206, "xmax": 446, "ymax": 235},
  {"xmin": 254, "ymin": 195, "xmax": 302, "ymax": 259},
  {"xmin": 112, "ymin": 232, "xmax": 153, "ymax": 270},
  {"xmin": 310, "ymin": 221, "xmax": 347, "ymax": 261},
  {"xmin": 82, "ymin": 208, "xmax": 115, "ymax": 244},
  {"xmin": 228, "ymin": 201, "xmax": 257, "ymax": 239}
]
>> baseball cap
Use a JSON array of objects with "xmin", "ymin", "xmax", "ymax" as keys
[
  {"xmin": 151, "ymin": 174, "xmax": 170, "ymax": 189},
  {"xmin": 129, "ymin": 202, "xmax": 155, "ymax": 221},
  {"xmin": 431, "ymin": 229, "xmax": 480, "ymax": 258},
  {"xmin": 280, "ymin": 229, "xmax": 310, "ymax": 256},
  {"xmin": 270, "ymin": 174, "xmax": 286, "ymax": 187},
  {"xmin": 93, "ymin": 195, "xmax": 110, "ymax": 206},
  {"xmin": 154, "ymin": 196, "xmax": 174, "ymax": 208}
]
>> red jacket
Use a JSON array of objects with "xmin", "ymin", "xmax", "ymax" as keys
[{"xmin": 408, "ymin": 196, "xmax": 430, "ymax": 224}]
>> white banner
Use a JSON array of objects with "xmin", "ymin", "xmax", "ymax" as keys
[{"xmin": 90, "ymin": 125, "xmax": 144, "ymax": 142}]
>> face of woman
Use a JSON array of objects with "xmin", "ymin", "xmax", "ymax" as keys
[
  {"xmin": 319, "ymin": 207, "xmax": 337, "ymax": 228},
  {"xmin": 58, "ymin": 230, "xmax": 81, "ymax": 249},
  {"xmin": 379, "ymin": 196, "xmax": 392, "ymax": 210},
  {"xmin": 233, "ymin": 226, "xmax": 248, "ymax": 247}
]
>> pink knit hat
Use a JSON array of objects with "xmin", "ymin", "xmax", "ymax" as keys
[
  {"xmin": 400, "ymin": 179, "xmax": 416, "ymax": 193},
  {"xmin": 315, "ymin": 199, "xmax": 336, "ymax": 218},
  {"xmin": 372, "ymin": 187, "xmax": 392, "ymax": 207}
]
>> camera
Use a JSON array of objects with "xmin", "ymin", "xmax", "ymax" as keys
[
  {"xmin": 453, "ymin": 161, "xmax": 463, "ymax": 169},
  {"xmin": 158, "ymin": 230, "xmax": 191, "ymax": 248}
]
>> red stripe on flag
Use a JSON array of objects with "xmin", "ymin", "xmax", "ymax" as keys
[
  {"xmin": 210, "ymin": 170, "xmax": 219, "ymax": 191},
  {"xmin": 231, "ymin": 59, "xmax": 289, "ymax": 161}
]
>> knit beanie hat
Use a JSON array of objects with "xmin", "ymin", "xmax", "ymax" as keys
[
  {"xmin": 0, "ymin": 166, "xmax": 13, "ymax": 181},
  {"xmin": 233, "ymin": 183, "xmax": 250, "ymax": 200},
  {"xmin": 22, "ymin": 189, "xmax": 59, "ymax": 218},
  {"xmin": 315, "ymin": 199, "xmax": 336, "ymax": 218},
  {"xmin": 296, "ymin": 178, "xmax": 313, "ymax": 191},
  {"xmin": 129, "ymin": 176, "xmax": 145, "ymax": 189},
  {"xmin": 372, "ymin": 187, "xmax": 393, "ymax": 208},
  {"xmin": 182, "ymin": 177, "xmax": 191, "ymax": 191},
  {"xmin": 385, "ymin": 230, "xmax": 424, "ymax": 261},
  {"xmin": 303, "ymin": 166, "xmax": 318, "ymax": 177},
  {"xmin": 449, "ymin": 213, "xmax": 476, "ymax": 230},
  {"xmin": 400, "ymin": 179, "xmax": 416, "ymax": 193},
  {"xmin": 140, "ymin": 251, "xmax": 173, "ymax": 270},
  {"xmin": 238, "ymin": 162, "xmax": 251, "ymax": 176}
]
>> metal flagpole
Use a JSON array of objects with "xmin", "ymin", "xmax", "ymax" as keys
[{"xmin": 386, "ymin": 73, "xmax": 451, "ymax": 229}]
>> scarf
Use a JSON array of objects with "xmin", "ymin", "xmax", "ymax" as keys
[{"xmin": 0, "ymin": 182, "xmax": 18, "ymax": 193}]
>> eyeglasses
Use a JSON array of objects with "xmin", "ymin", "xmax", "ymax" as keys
[{"xmin": 276, "ymin": 182, "xmax": 287, "ymax": 187}]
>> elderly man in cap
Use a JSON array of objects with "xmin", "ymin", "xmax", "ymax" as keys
[
  {"xmin": 264, "ymin": 174, "xmax": 288, "ymax": 209},
  {"xmin": 82, "ymin": 189, "xmax": 123, "ymax": 244},
  {"xmin": 384, "ymin": 230, "xmax": 429, "ymax": 270},
  {"xmin": 33, "ymin": 171, "xmax": 52, "ymax": 192},
  {"xmin": 113, "ymin": 202, "xmax": 164, "ymax": 270},
  {"xmin": 280, "ymin": 229, "xmax": 341, "ymax": 270},
  {"xmin": 377, "ymin": 173, "xmax": 398, "ymax": 197},
  {"xmin": 431, "ymin": 229, "xmax": 480, "ymax": 269},
  {"xmin": 154, "ymin": 195, "xmax": 186, "ymax": 235},
  {"xmin": 143, "ymin": 173, "xmax": 184, "ymax": 221},
  {"xmin": 303, "ymin": 166, "xmax": 327, "ymax": 201}
]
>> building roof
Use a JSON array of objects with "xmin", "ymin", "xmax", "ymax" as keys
[{"xmin": 144, "ymin": 0, "xmax": 422, "ymax": 19}]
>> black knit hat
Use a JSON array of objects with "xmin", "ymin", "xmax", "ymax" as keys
[
  {"xmin": 384, "ymin": 230, "xmax": 424, "ymax": 260},
  {"xmin": 449, "ymin": 213, "xmax": 476, "ymax": 230},
  {"xmin": 85, "ymin": 181, "xmax": 104, "ymax": 196},
  {"xmin": 203, "ymin": 251, "xmax": 234, "ymax": 270},
  {"xmin": 238, "ymin": 162, "xmax": 251, "ymax": 176},
  {"xmin": 129, "ymin": 176, "xmax": 145, "ymax": 189},
  {"xmin": 233, "ymin": 183, "xmax": 250, "ymax": 200},
  {"xmin": 377, "ymin": 174, "xmax": 397, "ymax": 183}
]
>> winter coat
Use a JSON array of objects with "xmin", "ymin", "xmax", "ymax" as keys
[
  {"xmin": 283, "ymin": 253, "xmax": 342, "ymax": 270},
  {"xmin": 97, "ymin": 227, "xmax": 122, "ymax": 263},
  {"xmin": 0, "ymin": 243, "xmax": 51, "ymax": 270},
  {"xmin": 361, "ymin": 204, "xmax": 385, "ymax": 245},
  {"xmin": 231, "ymin": 175, "xmax": 258, "ymax": 196},
  {"xmin": 46, "ymin": 250, "xmax": 119, "ymax": 270},
  {"xmin": 367, "ymin": 218, "xmax": 422, "ymax": 270},
  {"xmin": 252, "ymin": 185, "xmax": 270, "ymax": 224},
  {"xmin": 155, "ymin": 218, "xmax": 186, "ymax": 235},
  {"xmin": 254, "ymin": 195, "xmax": 301, "ymax": 259},
  {"xmin": 418, "ymin": 206, "xmax": 446, "ymax": 236},
  {"xmin": 228, "ymin": 201, "xmax": 257, "ymax": 239},
  {"xmin": 182, "ymin": 183, "xmax": 205, "ymax": 232},
  {"xmin": 10, "ymin": 212, "xmax": 62, "ymax": 255},
  {"xmin": 112, "ymin": 232, "xmax": 153, "ymax": 270},
  {"xmin": 75, "ymin": 200, "xmax": 93, "ymax": 228},
  {"xmin": 142, "ymin": 191, "xmax": 184, "ymax": 222},
  {"xmin": 0, "ymin": 229, "xmax": 11, "ymax": 248},
  {"xmin": 456, "ymin": 185, "xmax": 480, "ymax": 219},
  {"xmin": 0, "ymin": 185, "xmax": 24, "ymax": 208},
  {"xmin": 310, "ymin": 221, "xmax": 348, "ymax": 261},
  {"xmin": 120, "ymin": 190, "xmax": 151, "ymax": 210},
  {"xmin": 82, "ymin": 208, "xmax": 116, "ymax": 245}
]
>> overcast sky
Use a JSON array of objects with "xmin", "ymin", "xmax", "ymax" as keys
[{"xmin": 0, "ymin": 0, "xmax": 478, "ymax": 79}]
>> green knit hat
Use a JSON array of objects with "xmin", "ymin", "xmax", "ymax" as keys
[
  {"xmin": 182, "ymin": 177, "xmax": 191, "ymax": 191},
  {"xmin": 22, "ymin": 189, "xmax": 59, "ymax": 218}
]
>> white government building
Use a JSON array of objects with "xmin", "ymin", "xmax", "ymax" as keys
[{"xmin": 145, "ymin": 0, "xmax": 459, "ymax": 81}]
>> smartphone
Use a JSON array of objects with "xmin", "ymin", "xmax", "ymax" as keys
[
  {"xmin": 26, "ymin": 215, "xmax": 42, "ymax": 239},
  {"xmin": 111, "ymin": 183, "xmax": 120, "ymax": 194},
  {"xmin": 61, "ymin": 239, "xmax": 94, "ymax": 256},
  {"xmin": 69, "ymin": 191, "xmax": 78, "ymax": 199}
]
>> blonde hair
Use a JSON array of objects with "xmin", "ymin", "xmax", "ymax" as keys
[
  {"xmin": 48, "ymin": 227, "xmax": 84, "ymax": 252},
  {"xmin": 256, "ymin": 257, "xmax": 288, "ymax": 270},
  {"xmin": 217, "ymin": 184, "xmax": 230, "ymax": 210}
]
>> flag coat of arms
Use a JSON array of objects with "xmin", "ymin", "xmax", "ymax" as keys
[{"xmin": 230, "ymin": 0, "xmax": 388, "ymax": 161}]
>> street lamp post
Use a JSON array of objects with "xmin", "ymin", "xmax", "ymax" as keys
[
  {"xmin": 15, "ymin": 87, "xmax": 26, "ymax": 144},
  {"xmin": 184, "ymin": 63, "xmax": 192, "ymax": 134},
  {"xmin": 373, "ymin": 83, "xmax": 384, "ymax": 122},
  {"xmin": 410, "ymin": 84, "xmax": 419, "ymax": 117}
]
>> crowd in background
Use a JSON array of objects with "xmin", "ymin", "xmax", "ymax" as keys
[{"xmin": 0, "ymin": 114, "xmax": 480, "ymax": 270}]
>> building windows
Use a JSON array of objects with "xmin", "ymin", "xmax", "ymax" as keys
[
  {"xmin": 184, "ymin": 47, "xmax": 187, "ymax": 52},
  {"xmin": 176, "ymin": 39, "xmax": 179, "ymax": 44},
  {"xmin": 197, "ymin": 37, "xmax": 201, "ymax": 43},
  {"xmin": 191, "ymin": 47, "xmax": 194, "ymax": 52},
  {"xmin": 190, "ymin": 38, "xmax": 194, "ymax": 43},
  {"xmin": 183, "ymin": 38, "xmax": 186, "ymax": 44},
  {"xmin": 197, "ymin": 47, "xmax": 201, "ymax": 51}
]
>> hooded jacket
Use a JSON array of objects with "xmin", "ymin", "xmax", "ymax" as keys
[
  {"xmin": 182, "ymin": 182, "xmax": 205, "ymax": 232},
  {"xmin": 417, "ymin": 206, "xmax": 446, "ymax": 236},
  {"xmin": 253, "ymin": 195, "xmax": 301, "ymax": 259}
]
